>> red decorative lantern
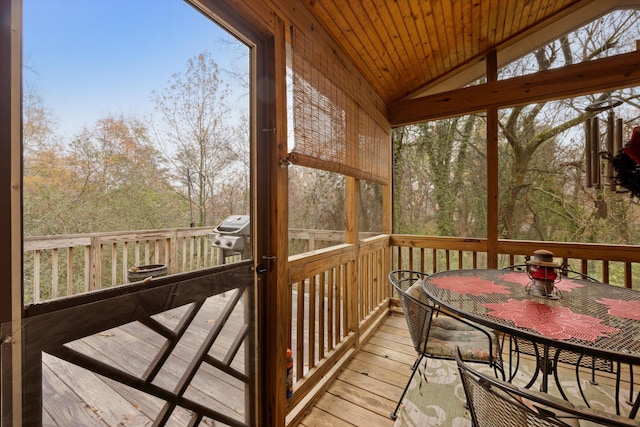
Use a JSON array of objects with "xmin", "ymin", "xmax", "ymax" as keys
[{"xmin": 526, "ymin": 249, "xmax": 561, "ymax": 297}]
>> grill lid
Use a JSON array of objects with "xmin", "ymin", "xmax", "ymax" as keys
[{"xmin": 213, "ymin": 215, "xmax": 250, "ymax": 235}]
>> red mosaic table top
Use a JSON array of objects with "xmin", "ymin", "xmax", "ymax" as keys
[
  {"xmin": 422, "ymin": 269, "xmax": 640, "ymax": 363},
  {"xmin": 598, "ymin": 298, "xmax": 640, "ymax": 321},
  {"xmin": 429, "ymin": 275, "xmax": 512, "ymax": 296},
  {"xmin": 483, "ymin": 299, "xmax": 619, "ymax": 342}
]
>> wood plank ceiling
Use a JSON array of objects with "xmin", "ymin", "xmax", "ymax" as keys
[{"xmin": 301, "ymin": 0, "xmax": 603, "ymax": 105}]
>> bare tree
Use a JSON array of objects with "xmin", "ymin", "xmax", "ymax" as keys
[
  {"xmin": 152, "ymin": 51, "xmax": 240, "ymax": 226},
  {"xmin": 498, "ymin": 10, "xmax": 640, "ymax": 240},
  {"xmin": 392, "ymin": 10, "xmax": 640, "ymax": 246}
]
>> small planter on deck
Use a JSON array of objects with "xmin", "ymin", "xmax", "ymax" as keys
[{"xmin": 127, "ymin": 264, "xmax": 168, "ymax": 283}]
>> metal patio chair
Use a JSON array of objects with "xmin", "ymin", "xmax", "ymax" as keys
[
  {"xmin": 455, "ymin": 347, "xmax": 639, "ymax": 427},
  {"xmin": 389, "ymin": 269, "xmax": 504, "ymax": 420}
]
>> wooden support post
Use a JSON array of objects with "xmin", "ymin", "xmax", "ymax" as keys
[
  {"xmin": 345, "ymin": 177, "xmax": 359, "ymax": 343},
  {"xmin": 585, "ymin": 118, "xmax": 592, "ymax": 188},
  {"xmin": 262, "ymin": 15, "xmax": 289, "ymax": 427},
  {"xmin": 486, "ymin": 50, "xmax": 499, "ymax": 268},
  {"xmin": 1, "ymin": 0, "xmax": 23, "ymax": 424},
  {"xmin": 382, "ymin": 130, "xmax": 392, "ymax": 297}
]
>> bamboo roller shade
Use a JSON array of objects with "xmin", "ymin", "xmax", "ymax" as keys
[{"xmin": 288, "ymin": 27, "xmax": 390, "ymax": 185}]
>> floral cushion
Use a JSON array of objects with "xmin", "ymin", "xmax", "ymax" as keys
[
  {"xmin": 406, "ymin": 278, "xmax": 427, "ymax": 303},
  {"xmin": 403, "ymin": 278, "xmax": 500, "ymax": 362},
  {"xmin": 426, "ymin": 316, "xmax": 497, "ymax": 361}
]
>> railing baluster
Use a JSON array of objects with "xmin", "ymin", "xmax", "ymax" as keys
[
  {"xmin": 154, "ymin": 240, "xmax": 160, "ymax": 264},
  {"xmin": 362, "ymin": 255, "xmax": 367, "ymax": 318},
  {"xmin": 432, "ymin": 248, "xmax": 437, "ymax": 273},
  {"xmin": 296, "ymin": 279, "xmax": 305, "ymax": 381},
  {"xmin": 196, "ymin": 236, "xmax": 202, "ymax": 269},
  {"xmin": 33, "ymin": 250, "xmax": 41, "ymax": 303},
  {"xmin": 84, "ymin": 246, "xmax": 91, "ymax": 292},
  {"xmin": 408, "ymin": 245, "xmax": 414, "ymax": 271},
  {"xmin": 308, "ymin": 274, "xmax": 316, "ymax": 370},
  {"xmin": 144, "ymin": 241, "xmax": 150, "ymax": 265},
  {"xmin": 122, "ymin": 242, "xmax": 129, "ymax": 282},
  {"xmin": 328, "ymin": 267, "xmax": 334, "ymax": 351},
  {"xmin": 625, "ymin": 262, "xmax": 632, "ymax": 289},
  {"xmin": 67, "ymin": 247, "xmax": 73, "ymax": 296},
  {"xmin": 164, "ymin": 237, "xmax": 170, "ymax": 271},
  {"xmin": 370, "ymin": 252, "xmax": 376, "ymax": 307},
  {"xmin": 189, "ymin": 236, "xmax": 195, "ymax": 270},
  {"xmin": 181, "ymin": 237, "xmax": 187, "ymax": 272},
  {"xmin": 336, "ymin": 266, "xmax": 342, "ymax": 345},
  {"xmin": 318, "ymin": 271, "xmax": 326, "ymax": 360},
  {"xmin": 111, "ymin": 243, "xmax": 117, "ymax": 285},
  {"xmin": 203, "ymin": 237, "xmax": 210, "ymax": 268},
  {"xmin": 135, "ymin": 241, "xmax": 141, "ymax": 267},
  {"xmin": 51, "ymin": 248, "xmax": 58, "ymax": 299},
  {"xmin": 342, "ymin": 263, "xmax": 349, "ymax": 337}
]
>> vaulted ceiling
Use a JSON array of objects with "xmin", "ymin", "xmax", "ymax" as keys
[{"xmin": 301, "ymin": 0, "xmax": 638, "ymax": 105}]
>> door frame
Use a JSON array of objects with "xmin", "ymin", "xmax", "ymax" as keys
[{"xmin": 0, "ymin": 0, "xmax": 281, "ymax": 425}]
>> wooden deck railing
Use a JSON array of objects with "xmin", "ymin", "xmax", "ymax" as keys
[
  {"xmin": 22, "ymin": 228, "xmax": 640, "ymax": 423},
  {"xmin": 285, "ymin": 235, "xmax": 390, "ymax": 423},
  {"xmin": 285, "ymin": 234, "xmax": 640, "ymax": 420},
  {"xmin": 23, "ymin": 228, "xmax": 375, "ymax": 304},
  {"xmin": 390, "ymin": 235, "xmax": 640, "ymax": 289},
  {"xmin": 23, "ymin": 227, "xmax": 221, "ymax": 303}
]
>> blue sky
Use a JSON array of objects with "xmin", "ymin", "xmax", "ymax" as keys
[{"xmin": 23, "ymin": 0, "xmax": 248, "ymax": 137}]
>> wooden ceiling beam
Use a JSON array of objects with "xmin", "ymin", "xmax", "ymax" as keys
[{"xmin": 388, "ymin": 50, "xmax": 640, "ymax": 126}]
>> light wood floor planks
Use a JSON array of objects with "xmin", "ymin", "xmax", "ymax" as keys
[
  {"xmin": 296, "ymin": 312, "xmax": 640, "ymax": 426},
  {"xmin": 41, "ymin": 294, "xmax": 247, "ymax": 426},
  {"xmin": 298, "ymin": 313, "xmax": 412, "ymax": 427},
  {"xmin": 39, "ymin": 307, "xmax": 640, "ymax": 426}
]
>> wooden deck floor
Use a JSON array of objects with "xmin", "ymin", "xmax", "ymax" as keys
[
  {"xmin": 39, "ymin": 304, "xmax": 413, "ymax": 426},
  {"xmin": 40, "ymin": 306, "xmax": 639, "ymax": 426},
  {"xmin": 296, "ymin": 312, "xmax": 414, "ymax": 427},
  {"xmin": 41, "ymin": 293, "xmax": 248, "ymax": 426},
  {"xmin": 296, "ymin": 311, "xmax": 640, "ymax": 426}
]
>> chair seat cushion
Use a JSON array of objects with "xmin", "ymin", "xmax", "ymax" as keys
[
  {"xmin": 426, "ymin": 316, "xmax": 496, "ymax": 361},
  {"xmin": 406, "ymin": 279, "xmax": 428, "ymax": 303}
]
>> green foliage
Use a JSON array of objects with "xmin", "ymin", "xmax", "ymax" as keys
[
  {"xmin": 359, "ymin": 180, "xmax": 383, "ymax": 233},
  {"xmin": 289, "ymin": 167, "xmax": 345, "ymax": 231},
  {"xmin": 392, "ymin": 116, "xmax": 487, "ymax": 237},
  {"xmin": 24, "ymin": 116, "xmax": 187, "ymax": 235},
  {"xmin": 23, "ymin": 51, "xmax": 250, "ymax": 237}
]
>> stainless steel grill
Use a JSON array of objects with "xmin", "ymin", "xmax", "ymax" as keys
[{"xmin": 208, "ymin": 215, "xmax": 251, "ymax": 261}]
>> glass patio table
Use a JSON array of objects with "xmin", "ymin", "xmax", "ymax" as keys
[{"xmin": 422, "ymin": 268, "xmax": 640, "ymax": 418}]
